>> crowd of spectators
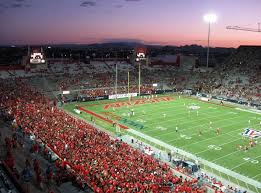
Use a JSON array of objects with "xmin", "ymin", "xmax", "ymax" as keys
[
  {"xmin": 1, "ymin": 114, "xmax": 79, "ymax": 193},
  {"xmin": 56, "ymin": 72, "xmax": 114, "ymax": 91},
  {"xmin": 193, "ymin": 47, "xmax": 261, "ymax": 104},
  {"xmin": 0, "ymin": 79, "xmax": 206, "ymax": 192},
  {"xmin": 46, "ymin": 48, "xmax": 261, "ymax": 105},
  {"xmin": 1, "ymin": 45, "xmax": 260, "ymax": 105},
  {"xmin": 1, "ymin": 46, "xmax": 259, "ymax": 192},
  {"xmin": 79, "ymin": 85, "xmax": 155, "ymax": 97}
]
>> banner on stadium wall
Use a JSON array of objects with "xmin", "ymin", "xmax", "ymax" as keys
[
  {"xmin": 109, "ymin": 93, "xmax": 137, "ymax": 100},
  {"xmin": 183, "ymin": 89, "xmax": 192, "ymax": 94},
  {"xmin": 200, "ymin": 97, "xmax": 209, "ymax": 102},
  {"xmin": 73, "ymin": 109, "xmax": 81, "ymax": 114},
  {"xmin": 62, "ymin": 91, "xmax": 70, "ymax": 94}
]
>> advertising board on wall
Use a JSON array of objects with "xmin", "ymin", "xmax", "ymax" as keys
[{"xmin": 109, "ymin": 93, "xmax": 137, "ymax": 100}]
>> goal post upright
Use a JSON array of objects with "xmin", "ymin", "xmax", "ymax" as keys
[
  {"xmin": 135, "ymin": 46, "xmax": 147, "ymax": 97},
  {"xmin": 138, "ymin": 61, "xmax": 141, "ymax": 96},
  {"xmin": 115, "ymin": 62, "xmax": 118, "ymax": 99},
  {"xmin": 115, "ymin": 52, "xmax": 118, "ymax": 100},
  {"xmin": 128, "ymin": 71, "xmax": 130, "ymax": 95}
]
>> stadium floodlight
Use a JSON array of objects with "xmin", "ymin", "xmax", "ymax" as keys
[
  {"xmin": 204, "ymin": 13, "xmax": 217, "ymax": 23},
  {"xmin": 204, "ymin": 13, "xmax": 217, "ymax": 68}
]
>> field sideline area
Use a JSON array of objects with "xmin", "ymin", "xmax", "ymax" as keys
[{"xmin": 63, "ymin": 95, "xmax": 261, "ymax": 190}]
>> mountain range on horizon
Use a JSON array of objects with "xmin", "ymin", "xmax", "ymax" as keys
[{"xmin": 0, "ymin": 41, "xmax": 237, "ymax": 50}]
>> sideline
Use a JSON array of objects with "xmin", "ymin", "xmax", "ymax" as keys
[
  {"xmin": 235, "ymin": 107, "xmax": 261, "ymax": 115},
  {"xmin": 78, "ymin": 106, "xmax": 128, "ymax": 129},
  {"xmin": 127, "ymin": 128, "xmax": 261, "ymax": 191}
]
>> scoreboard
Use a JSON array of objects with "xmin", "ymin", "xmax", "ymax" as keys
[
  {"xmin": 30, "ymin": 48, "xmax": 46, "ymax": 64},
  {"xmin": 135, "ymin": 47, "xmax": 147, "ymax": 62}
]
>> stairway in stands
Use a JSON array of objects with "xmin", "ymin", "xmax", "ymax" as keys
[{"xmin": 103, "ymin": 61, "xmax": 115, "ymax": 73}]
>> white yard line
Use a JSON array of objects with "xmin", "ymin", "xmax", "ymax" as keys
[
  {"xmin": 195, "ymin": 138, "xmax": 241, "ymax": 156},
  {"xmin": 231, "ymin": 154, "xmax": 261, "ymax": 170},
  {"xmin": 118, "ymin": 97, "xmax": 229, "ymax": 122},
  {"xmin": 128, "ymin": 102, "xmax": 222, "ymax": 123},
  {"xmin": 127, "ymin": 128, "xmax": 261, "ymax": 189},
  {"xmin": 211, "ymin": 149, "xmax": 241, "ymax": 162},
  {"xmin": 148, "ymin": 113, "xmax": 246, "ymax": 137},
  {"xmin": 164, "ymin": 120, "xmax": 256, "ymax": 144},
  {"xmin": 143, "ymin": 110, "xmax": 241, "ymax": 128},
  {"xmin": 141, "ymin": 107, "xmax": 259, "ymax": 135},
  {"xmin": 142, "ymin": 112, "xmax": 235, "ymax": 133},
  {"xmin": 253, "ymin": 173, "xmax": 261, "ymax": 180},
  {"xmin": 226, "ymin": 132, "xmax": 237, "ymax": 138},
  {"xmin": 176, "ymin": 123, "xmax": 261, "ymax": 148},
  {"xmin": 112, "ymin": 98, "xmax": 259, "ymax": 136},
  {"xmin": 235, "ymin": 108, "xmax": 261, "ymax": 115}
]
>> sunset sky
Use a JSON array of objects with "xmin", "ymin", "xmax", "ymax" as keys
[{"xmin": 0, "ymin": 0, "xmax": 261, "ymax": 47}]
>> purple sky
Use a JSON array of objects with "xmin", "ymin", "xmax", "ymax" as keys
[{"xmin": 1, "ymin": 0, "xmax": 261, "ymax": 47}]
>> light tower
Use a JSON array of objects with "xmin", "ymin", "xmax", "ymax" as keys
[
  {"xmin": 135, "ymin": 47, "xmax": 147, "ymax": 96},
  {"xmin": 204, "ymin": 13, "xmax": 217, "ymax": 68}
]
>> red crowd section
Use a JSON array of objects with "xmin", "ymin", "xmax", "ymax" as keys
[{"xmin": 0, "ymin": 79, "xmax": 206, "ymax": 193}]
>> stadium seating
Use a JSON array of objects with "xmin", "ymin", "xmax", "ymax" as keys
[
  {"xmin": 1, "ymin": 45, "xmax": 259, "ymax": 192},
  {"xmin": 0, "ymin": 79, "xmax": 205, "ymax": 192}
]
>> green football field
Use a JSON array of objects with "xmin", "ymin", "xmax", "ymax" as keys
[{"xmin": 63, "ymin": 95, "xmax": 261, "ymax": 191}]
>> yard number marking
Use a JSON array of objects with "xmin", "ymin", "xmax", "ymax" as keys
[
  {"xmin": 243, "ymin": 157, "xmax": 259, "ymax": 164},
  {"xmin": 180, "ymin": 134, "xmax": 192, "ymax": 140},
  {"xmin": 208, "ymin": 145, "xmax": 222, "ymax": 150}
]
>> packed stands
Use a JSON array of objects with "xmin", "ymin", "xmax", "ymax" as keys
[
  {"xmin": 190, "ymin": 46, "xmax": 261, "ymax": 106},
  {"xmin": 0, "ymin": 79, "xmax": 206, "ymax": 192},
  {"xmin": 0, "ymin": 45, "xmax": 259, "ymax": 192}
]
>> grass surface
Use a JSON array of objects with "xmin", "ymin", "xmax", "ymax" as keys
[{"xmin": 63, "ymin": 95, "xmax": 261, "ymax": 189}]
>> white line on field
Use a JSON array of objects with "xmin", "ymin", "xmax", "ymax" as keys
[
  {"xmin": 231, "ymin": 154, "xmax": 261, "ymax": 170},
  {"xmin": 126, "ymin": 128, "xmax": 261, "ymax": 189},
  {"xmin": 164, "ymin": 120, "xmax": 258, "ymax": 144},
  {"xmin": 141, "ymin": 107, "xmax": 259, "ymax": 134},
  {"xmin": 211, "ymin": 149, "xmax": 241, "ymax": 162},
  {"xmin": 253, "ymin": 173, "xmax": 261, "ymax": 180},
  {"xmin": 117, "ymin": 97, "xmax": 227, "ymax": 122},
  {"xmin": 143, "ymin": 111, "xmax": 238, "ymax": 133},
  {"xmin": 176, "ymin": 123, "xmax": 261, "ymax": 148},
  {"xmin": 143, "ymin": 110, "xmax": 241, "ymax": 128},
  {"xmin": 126, "ymin": 102, "xmax": 222, "ymax": 123},
  {"xmin": 195, "ymin": 138, "xmax": 241, "ymax": 155}
]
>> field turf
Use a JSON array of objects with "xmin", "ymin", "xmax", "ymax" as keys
[{"xmin": 63, "ymin": 95, "xmax": 261, "ymax": 190}]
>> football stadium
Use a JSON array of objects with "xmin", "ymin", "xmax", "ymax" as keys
[
  {"xmin": 65, "ymin": 94, "xmax": 261, "ymax": 190},
  {"xmin": 0, "ymin": 1, "xmax": 261, "ymax": 193}
]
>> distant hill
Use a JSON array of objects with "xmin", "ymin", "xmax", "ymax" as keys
[
  {"xmin": 89, "ymin": 41, "xmax": 144, "ymax": 48},
  {"xmin": 0, "ymin": 41, "xmax": 237, "ymax": 51}
]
